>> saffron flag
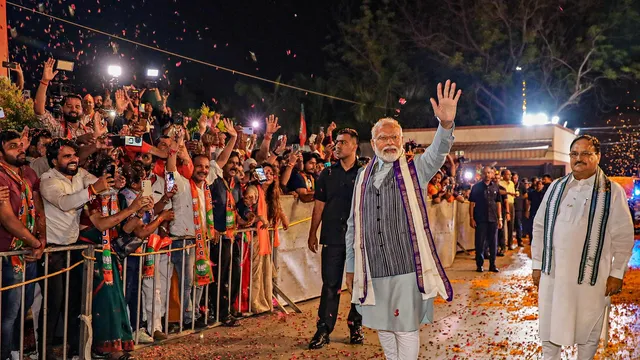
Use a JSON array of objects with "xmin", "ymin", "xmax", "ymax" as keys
[{"xmin": 299, "ymin": 104, "xmax": 307, "ymax": 147}]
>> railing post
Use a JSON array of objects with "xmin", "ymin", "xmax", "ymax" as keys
[{"xmin": 79, "ymin": 245, "xmax": 95, "ymax": 360}]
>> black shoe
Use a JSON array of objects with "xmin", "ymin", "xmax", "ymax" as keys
[
  {"xmin": 184, "ymin": 317, "xmax": 208, "ymax": 330},
  {"xmin": 349, "ymin": 326, "xmax": 364, "ymax": 345},
  {"xmin": 497, "ymin": 251, "xmax": 505, "ymax": 257},
  {"xmin": 476, "ymin": 266, "xmax": 484, "ymax": 273},
  {"xmin": 489, "ymin": 267, "xmax": 500, "ymax": 273},
  {"xmin": 308, "ymin": 330, "xmax": 330, "ymax": 349},
  {"xmin": 221, "ymin": 315, "xmax": 240, "ymax": 327}
]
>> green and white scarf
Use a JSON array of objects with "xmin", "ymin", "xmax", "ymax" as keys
[{"xmin": 542, "ymin": 167, "xmax": 612, "ymax": 285}]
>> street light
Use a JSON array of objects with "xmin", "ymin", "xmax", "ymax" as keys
[
  {"xmin": 107, "ymin": 65, "xmax": 122, "ymax": 78},
  {"xmin": 516, "ymin": 66, "xmax": 522, "ymax": 71},
  {"xmin": 575, "ymin": 128, "xmax": 581, "ymax": 135},
  {"xmin": 551, "ymin": 116, "xmax": 560, "ymax": 124}
]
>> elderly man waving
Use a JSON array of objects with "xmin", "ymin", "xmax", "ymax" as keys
[
  {"xmin": 345, "ymin": 80, "xmax": 461, "ymax": 360},
  {"xmin": 532, "ymin": 134, "xmax": 634, "ymax": 360}
]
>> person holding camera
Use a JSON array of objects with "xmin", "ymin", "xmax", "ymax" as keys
[
  {"xmin": 37, "ymin": 138, "xmax": 113, "ymax": 359},
  {"xmin": 34, "ymin": 59, "xmax": 95, "ymax": 143},
  {"xmin": 77, "ymin": 153, "xmax": 153, "ymax": 359}
]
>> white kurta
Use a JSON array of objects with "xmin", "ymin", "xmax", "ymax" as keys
[{"xmin": 532, "ymin": 174, "xmax": 634, "ymax": 345}]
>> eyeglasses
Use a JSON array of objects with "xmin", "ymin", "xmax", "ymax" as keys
[
  {"xmin": 375, "ymin": 135, "xmax": 401, "ymax": 143},
  {"xmin": 569, "ymin": 151, "xmax": 597, "ymax": 158}
]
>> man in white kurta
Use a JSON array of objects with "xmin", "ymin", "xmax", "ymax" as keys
[
  {"xmin": 532, "ymin": 135, "xmax": 634, "ymax": 360},
  {"xmin": 346, "ymin": 80, "xmax": 462, "ymax": 360}
]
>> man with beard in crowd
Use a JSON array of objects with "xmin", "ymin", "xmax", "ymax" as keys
[
  {"xmin": 38, "ymin": 138, "xmax": 114, "ymax": 359},
  {"xmin": 0, "ymin": 130, "xmax": 45, "ymax": 360},
  {"xmin": 346, "ymin": 80, "xmax": 460, "ymax": 360},
  {"xmin": 166, "ymin": 119, "xmax": 237, "ymax": 328},
  {"xmin": 285, "ymin": 152, "xmax": 319, "ymax": 203},
  {"xmin": 307, "ymin": 128, "xmax": 363, "ymax": 349},
  {"xmin": 34, "ymin": 59, "xmax": 95, "ymax": 143}
]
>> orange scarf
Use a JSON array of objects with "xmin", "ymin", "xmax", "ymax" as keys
[
  {"xmin": 256, "ymin": 186, "xmax": 279, "ymax": 255},
  {"xmin": 223, "ymin": 178, "xmax": 238, "ymax": 239},
  {"xmin": 300, "ymin": 172, "xmax": 315, "ymax": 191},
  {"xmin": 189, "ymin": 179, "xmax": 215, "ymax": 286},
  {"xmin": 100, "ymin": 194, "xmax": 119, "ymax": 285},
  {"xmin": 0, "ymin": 163, "xmax": 36, "ymax": 277},
  {"xmin": 143, "ymin": 234, "xmax": 172, "ymax": 278}
]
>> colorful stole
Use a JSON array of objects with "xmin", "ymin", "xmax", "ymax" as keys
[
  {"xmin": 222, "ymin": 178, "xmax": 238, "ymax": 239},
  {"xmin": 61, "ymin": 120, "xmax": 89, "ymax": 139},
  {"xmin": 351, "ymin": 155, "xmax": 453, "ymax": 306},
  {"xmin": 256, "ymin": 186, "xmax": 280, "ymax": 255},
  {"xmin": 189, "ymin": 178, "xmax": 215, "ymax": 286},
  {"xmin": 300, "ymin": 172, "xmax": 315, "ymax": 191},
  {"xmin": 143, "ymin": 234, "xmax": 171, "ymax": 278},
  {"xmin": 100, "ymin": 193, "xmax": 119, "ymax": 285},
  {"xmin": 542, "ymin": 167, "xmax": 611, "ymax": 285},
  {"xmin": 0, "ymin": 163, "xmax": 36, "ymax": 276}
]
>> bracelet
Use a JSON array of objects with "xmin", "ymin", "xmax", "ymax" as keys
[
  {"xmin": 40, "ymin": 80, "xmax": 49, "ymax": 86},
  {"xmin": 88, "ymin": 184, "xmax": 96, "ymax": 197}
]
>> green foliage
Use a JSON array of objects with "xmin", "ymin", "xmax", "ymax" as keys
[
  {"xmin": 401, "ymin": 0, "xmax": 640, "ymax": 124},
  {"xmin": 0, "ymin": 77, "xmax": 36, "ymax": 130}
]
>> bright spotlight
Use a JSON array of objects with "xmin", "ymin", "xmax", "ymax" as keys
[
  {"xmin": 146, "ymin": 69, "xmax": 159, "ymax": 77},
  {"xmin": 515, "ymin": 66, "xmax": 522, "ymax": 71},
  {"xmin": 551, "ymin": 115, "xmax": 560, "ymax": 124},
  {"xmin": 464, "ymin": 170, "xmax": 473, "ymax": 181},
  {"xmin": 107, "ymin": 65, "xmax": 122, "ymax": 78},
  {"xmin": 574, "ymin": 128, "xmax": 581, "ymax": 135},
  {"xmin": 251, "ymin": 120, "xmax": 260, "ymax": 128},
  {"xmin": 522, "ymin": 112, "xmax": 549, "ymax": 126}
]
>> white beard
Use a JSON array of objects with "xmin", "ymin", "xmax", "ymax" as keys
[{"xmin": 374, "ymin": 145, "xmax": 402, "ymax": 163}]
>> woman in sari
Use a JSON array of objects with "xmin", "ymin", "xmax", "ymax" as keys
[{"xmin": 80, "ymin": 153, "xmax": 153, "ymax": 360}]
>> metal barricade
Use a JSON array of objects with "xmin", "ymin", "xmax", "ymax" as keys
[{"xmin": 0, "ymin": 226, "xmax": 300, "ymax": 359}]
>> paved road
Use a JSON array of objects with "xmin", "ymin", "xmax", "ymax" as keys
[{"xmin": 133, "ymin": 241, "xmax": 640, "ymax": 360}]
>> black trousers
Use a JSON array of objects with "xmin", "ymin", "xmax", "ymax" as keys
[
  {"xmin": 37, "ymin": 249, "xmax": 83, "ymax": 358},
  {"xmin": 209, "ymin": 236, "xmax": 241, "ymax": 320},
  {"xmin": 317, "ymin": 245, "xmax": 361, "ymax": 333},
  {"xmin": 475, "ymin": 222, "xmax": 497, "ymax": 268},
  {"xmin": 515, "ymin": 211, "xmax": 524, "ymax": 245}
]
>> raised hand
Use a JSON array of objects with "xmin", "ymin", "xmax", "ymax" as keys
[
  {"xmin": 41, "ymin": 58, "xmax": 59, "ymax": 83},
  {"xmin": 92, "ymin": 112, "xmax": 108, "ymax": 138},
  {"xmin": 115, "ymin": 89, "xmax": 127, "ymax": 114},
  {"xmin": 198, "ymin": 114, "xmax": 208, "ymax": 133},
  {"xmin": 20, "ymin": 126, "xmax": 30, "ymax": 152},
  {"xmin": 265, "ymin": 115, "xmax": 281, "ymax": 135},
  {"xmin": 223, "ymin": 118, "xmax": 237, "ymax": 138},
  {"xmin": 430, "ymin": 79, "xmax": 462, "ymax": 129}
]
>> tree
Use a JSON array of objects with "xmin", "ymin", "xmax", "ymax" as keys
[
  {"xmin": 324, "ymin": 0, "xmax": 413, "ymax": 126},
  {"xmin": 0, "ymin": 77, "xmax": 37, "ymax": 130},
  {"xmin": 399, "ymin": 0, "xmax": 640, "ymax": 125}
]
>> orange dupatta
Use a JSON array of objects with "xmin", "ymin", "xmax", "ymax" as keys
[{"xmin": 256, "ymin": 186, "xmax": 280, "ymax": 255}]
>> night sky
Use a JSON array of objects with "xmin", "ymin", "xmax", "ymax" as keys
[{"xmin": 7, "ymin": 0, "xmax": 335, "ymax": 110}]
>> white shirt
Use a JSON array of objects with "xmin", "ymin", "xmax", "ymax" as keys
[
  {"xmin": 29, "ymin": 156, "xmax": 51, "ymax": 178},
  {"xmin": 40, "ymin": 168, "xmax": 98, "ymax": 245},
  {"xmin": 167, "ymin": 160, "xmax": 222, "ymax": 237}
]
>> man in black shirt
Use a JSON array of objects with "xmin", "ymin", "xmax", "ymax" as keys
[
  {"xmin": 307, "ymin": 128, "xmax": 363, "ymax": 349},
  {"xmin": 526, "ymin": 180, "xmax": 546, "ymax": 245},
  {"xmin": 469, "ymin": 166, "xmax": 503, "ymax": 273}
]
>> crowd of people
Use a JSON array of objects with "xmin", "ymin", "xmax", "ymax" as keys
[
  {"xmin": 0, "ymin": 59, "xmax": 365, "ymax": 360},
  {"xmin": 1, "ymin": 61, "xmax": 634, "ymax": 360}
]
